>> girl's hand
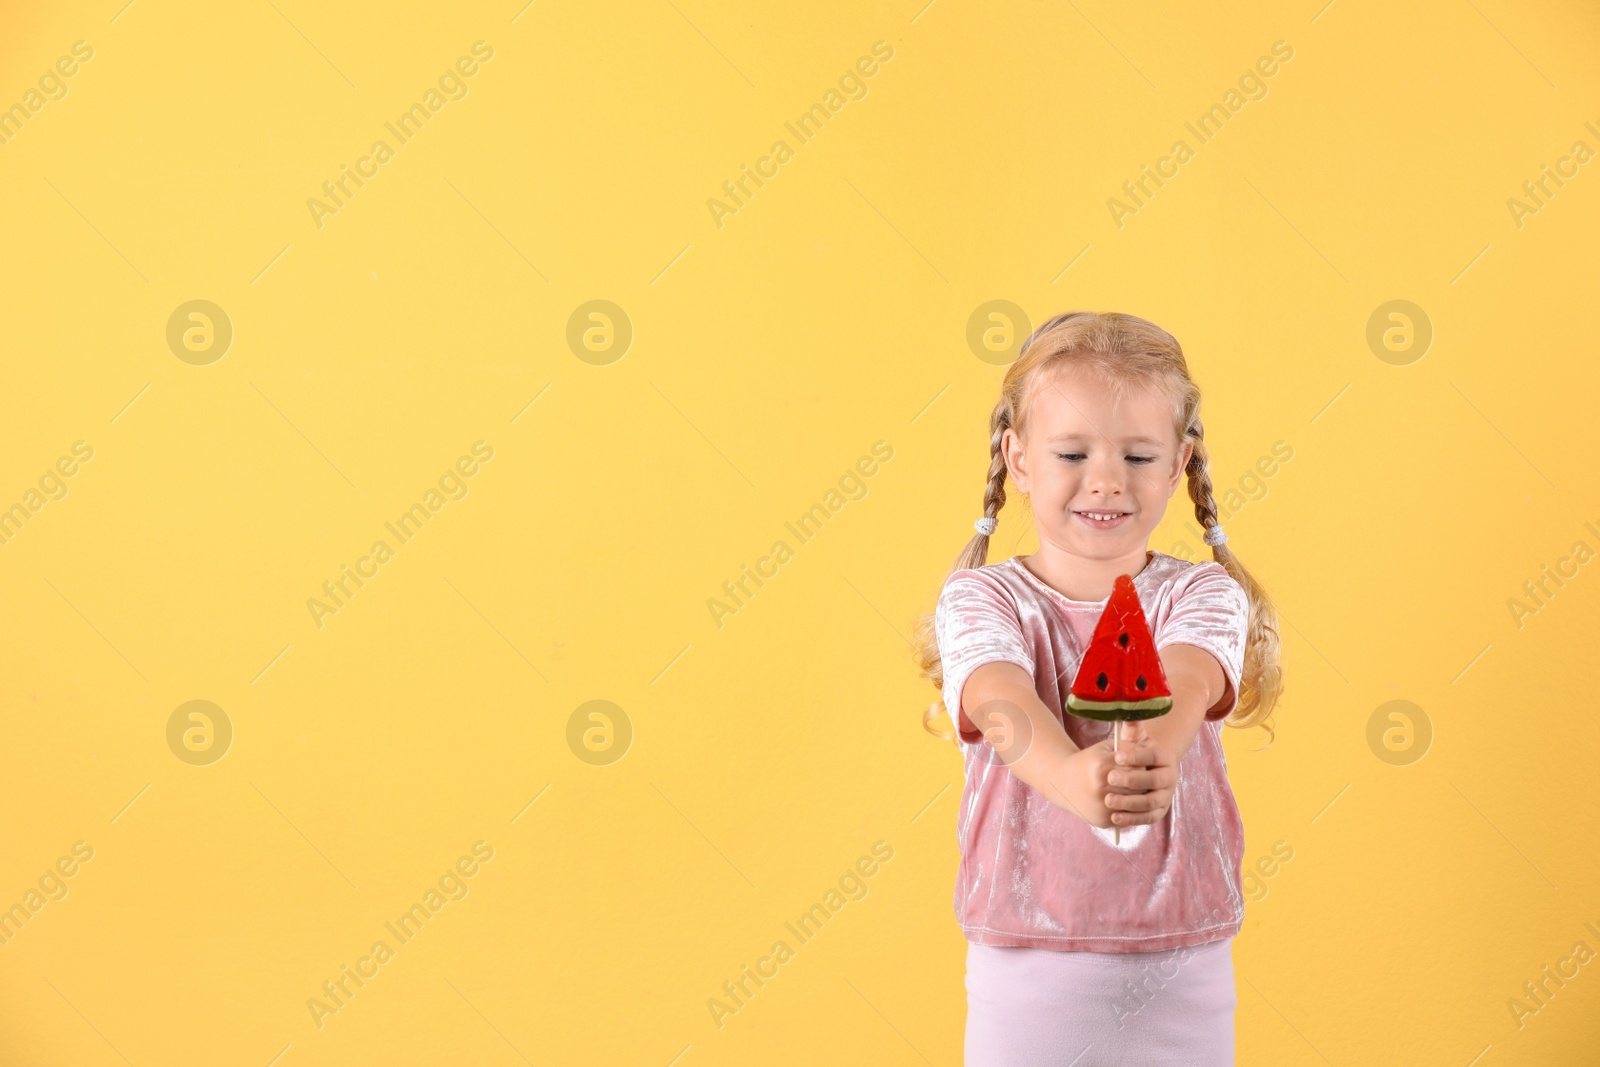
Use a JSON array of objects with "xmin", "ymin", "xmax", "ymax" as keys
[
  {"xmin": 1103, "ymin": 721, "xmax": 1180, "ymax": 828},
  {"xmin": 1054, "ymin": 740, "xmax": 1120, "ymax": 829}
]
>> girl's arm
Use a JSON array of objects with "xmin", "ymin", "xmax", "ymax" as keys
[
  {"xmin": 1146, "ymin": 643, "xmax": 1229, "ymax": 761},
  {"xmin": 961, "ymin": 661, "xmax": 1125, "ymax": 828}
]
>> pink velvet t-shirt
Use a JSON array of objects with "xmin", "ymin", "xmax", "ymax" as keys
[{"xmin": 935, "ymin": 550, "xmax": 1251, "ymax": 953}]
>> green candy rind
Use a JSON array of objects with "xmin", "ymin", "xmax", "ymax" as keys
[{"xmin": 1065, "ymin": 694, "xmax": 1173, "ymax": 721}]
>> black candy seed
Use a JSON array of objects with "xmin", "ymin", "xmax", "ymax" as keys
[
  {"xmin": 1135, "ymin": 675, "xmax": 1147, "ymax": 690},
  {"xmin": 1096, "ymin": 672, "xmax": 1108, "ymax": 691},
  {"xmin": 1118, "ymin": 632, "xmax": 1129, "ymax": 647}
]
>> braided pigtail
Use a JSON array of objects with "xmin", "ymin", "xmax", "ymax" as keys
[
  {"xmin": 1182, "ymin": 416, "xmax": 1284, "ymax": 743},
  {"xmin": 913, "ymin": 395, "xmax": 1014, "ymax": 740}
]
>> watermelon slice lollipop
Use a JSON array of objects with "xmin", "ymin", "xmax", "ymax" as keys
[{"xmin": 1065, "ymin": 572, "xmax": 1172, "ymax": 842}]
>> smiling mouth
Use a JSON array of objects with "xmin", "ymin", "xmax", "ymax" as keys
[{"xmin": 1075, "ymin": 510, "xmax": 1129, "ymax": 521}]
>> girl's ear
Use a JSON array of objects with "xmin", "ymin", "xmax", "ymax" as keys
[
  {"xmin": 1001, "ymin": 427, "xmax": 1030, "ymax": 492},
  {"xmin": 1172, "ymin": 438, "xmax": 1194, "ymax": 487}
]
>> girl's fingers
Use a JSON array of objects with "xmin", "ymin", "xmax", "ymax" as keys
[
  {"xmin": 1107, "ymin": 768, "xmax": 1158, "ymax": 791},
  {"xmin": 1113, "ymin": 744, "xmax": 1159, "ymax": 768},
  {"xmin": 1121, "ymin": 728, "xmax": 1160, "ymax": 755},
  {"xmin": 1105, "ymin": 790, "xmax": 1170, "ymax": 813},
  {"xmin": 1117, "ymin": 766, "xmax": 1176, "ymax": 790},
  {"xmin": 1107, "ymin": 799, "xmax": 1171, "ymax": 825}
]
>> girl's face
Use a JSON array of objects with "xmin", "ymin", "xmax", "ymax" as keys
[{"xmin": 1001, "ymin": 367, "xmax": 1193, "ymax": 566}]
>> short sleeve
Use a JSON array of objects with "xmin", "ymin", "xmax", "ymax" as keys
[
  {"xmin": 935, "ymin": 570, "xmax": 1037, "ymax": 743},
  {"xmin": 1155, "ymin": 564, "xmax": 1250, "ymax": 720}
]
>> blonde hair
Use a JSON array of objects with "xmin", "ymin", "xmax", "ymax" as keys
[{"xmin": 914, "ymin": 311, "xmax": 1284, "ymax": 745}]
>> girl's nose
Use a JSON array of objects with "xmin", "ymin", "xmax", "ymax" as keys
[{"xmin": 1084, "ymin": 458, "xmax": 1125, "ymax": 493}]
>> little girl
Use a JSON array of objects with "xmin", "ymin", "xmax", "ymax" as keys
[{"xmin": 914, "ymin": 311, "xmax": 1284, "ymax": 1066}]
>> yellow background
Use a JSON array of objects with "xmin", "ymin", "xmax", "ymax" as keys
[{"xmin": 1, "ymin": 0, "xmax": 1597, "ymax": 1063}]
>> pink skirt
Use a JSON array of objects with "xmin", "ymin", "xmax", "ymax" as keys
[{"xmin": 964, "ymin": 937, "xmax": 1236, "ymax": 1066}]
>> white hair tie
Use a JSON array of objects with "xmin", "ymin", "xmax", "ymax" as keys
[
  {"xmin": 1204, "ymin": 523, "xmax": 1227, "ymax": 546},
  {"xmin": 975, "ymin": 517, "xmax": 997, "ymax": 536}
]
